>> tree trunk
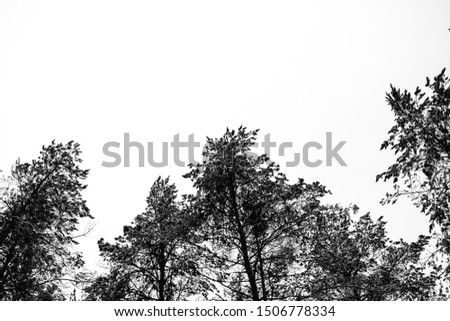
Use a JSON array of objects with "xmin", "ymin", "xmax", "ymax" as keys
[
  {"xmin": 255, "ymin": 235, "xmax": 268, "ymax": 300},
  {"xmin": 158, "ymin": 244, "xmax": 166, "ymax": 301},
  {"xmin": 228, "ymin": 174, "xmax": 260, "ymax": 300}
]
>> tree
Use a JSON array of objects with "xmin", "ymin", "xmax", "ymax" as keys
[
  {"xmin": 377, "ymin": 69, "xmax": 450, "ymax": 231},
  {"xmin": 0, "ymin": 141, "xmax": 92, "ymax": 300},
  {"xmin": 85, "ymin": 176, "xmax": 208, "ymax": 301},
  {"xmin": 377, "ymin": 70, "xmax": 450, "ymax": 282},
  {"xmin": 293, "ymin": 205, "xmax": 438, "ymax": 300},
  {"xmin": 184, "ymin": 127, "xmax": 328, "ymax": 300}
]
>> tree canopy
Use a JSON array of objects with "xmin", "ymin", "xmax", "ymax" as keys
[
  {"xmin": 182, "ymin": 127, "xmax": 328, "ymax": 300},
  {"xmin": 377, "ymin": 69, "xmax": 450, "ymax": 231},
  {"xmin": 0, "ymin": 141, "xmax": 92, "ymax": 300},
  {"xmin": 2, "ymin": 84, "xmax": 450, "ymax": 300},
  {"xmin": 377, "ymin": 69, "xmax": 450, "ymax": 279},
  {"xmin": 86, "ymin": 126, "xmax": 445, "ymax": 300},
  {"xmin": 85, "ymin": 176, "xmax": 208, "ymax": 301}
]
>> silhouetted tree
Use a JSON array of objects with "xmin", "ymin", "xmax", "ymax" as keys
[
  {"xmin": 377, "ymin": 69, "xmax": 450, "ymax": 281},
  {"xmin": 0, "ymin": 141, "xmax": 92, "ymax": 300},
  {"xmin": 377, "ymin": 69, "xmax": 450, "ymax": 231},
  {"xmin": 291, "ymin": 205, "xmax": 438, "ymax": 300},
  {"xmin": 85, "ymin": 177, "xmax": 209, "ymax": 301},
  {"xmin": 184, "ymin": 127, "xmax": 328, "ymax": 300}
]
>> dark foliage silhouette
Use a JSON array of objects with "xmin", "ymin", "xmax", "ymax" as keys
[
  {"xmin": 85, "ymin": 177, "xmax": 208, "ymax": 300},
  {"xmin": 296, "ymin": 205, "xmax": 438, "ymax": 300},
  {"xmin": 0, "ymin": 141, "xmax": 92, "ymax": 300},
  {"xmin": 377, "ymin": 69, "xmax": 450, "ymax": 231},
  {"xmin": 2, "ymin": 70, "xmax": 450, "ymax": 300},
  {"xmin": 182, "ymin": 127, "xmax": 328, "ymax": 300},
  {"xmin": 377, "ymin": 69, "xmax": 450, "ymax": 282}
]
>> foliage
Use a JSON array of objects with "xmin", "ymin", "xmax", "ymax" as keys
[
  {"xmin": 377, "ymin": 69, "xmax": 450, "ymax": 231},
  {"xmin": 85, "ymin": 177, "xmax": 208, "ymax": 301},
  {"xmin": 293, "ymin": 205, "xmax": 438, "ymax": 300},
  {"xmin": 180, "ymin": 127, "xmax": 441, "ymax": 300},
  {"xmin": 0, "ymin": 141, "xmax": 92, "ymax": 300},
  {"xmin": 377, "ymin": 70, "xmax": 450, "ymax": 284},
  {"xmin": 1, "ymin": 126, "xmax": 442, "ymax": 301}
]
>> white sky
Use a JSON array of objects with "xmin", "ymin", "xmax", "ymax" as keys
[{"xmin": 0, "ymin": 0, "xmax": 449, "ymax": 271}]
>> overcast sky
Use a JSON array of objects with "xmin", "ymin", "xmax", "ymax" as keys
[{"xmin": 1, "ymin": 0, "xmax": 449, "ymax": 271}]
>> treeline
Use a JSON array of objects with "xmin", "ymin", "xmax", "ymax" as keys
[{"xmin": 0, "ymin": 70, "xmax": 449, "ymax": 301}]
